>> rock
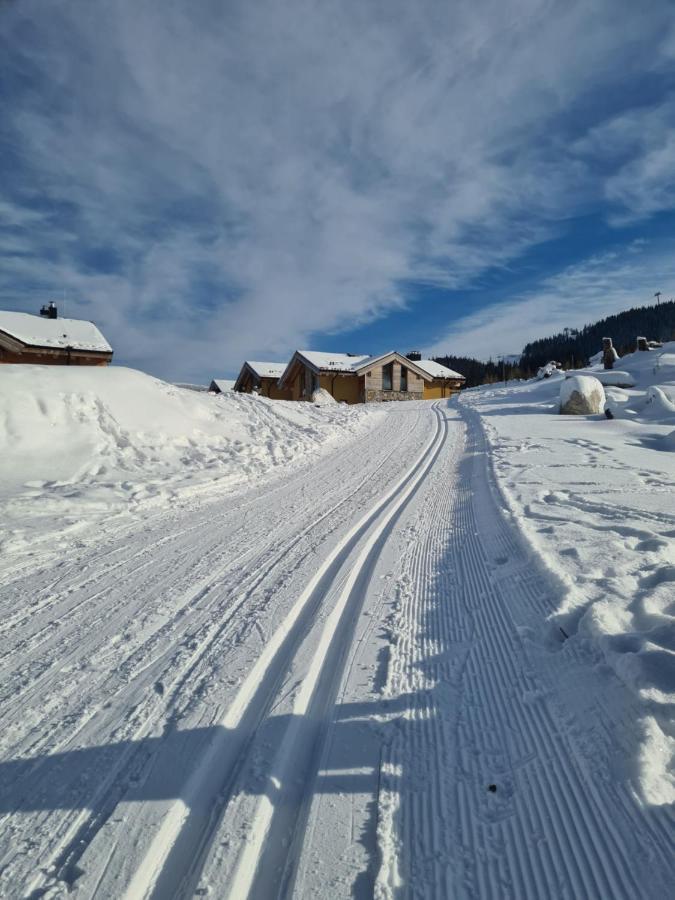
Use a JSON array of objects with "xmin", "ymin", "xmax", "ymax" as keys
[{"xmin": 560, "ymin": 375, "xmax": 605, "ymax": 415}]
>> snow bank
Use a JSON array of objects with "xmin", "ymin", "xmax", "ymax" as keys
[
  {"xmin": 568, "ymin": 368, "xmax": 635, "ymax": 387},
  {"xmin": 311, "ymin": 387, "xmax": 338, "ymax": 406},
  {"xmin": 462, "ymin": 348, "xmax": 675, "ymax": 805},
  {"xmin": 0, "ymin": 365, "xmax": 382, "ymax": 567}
]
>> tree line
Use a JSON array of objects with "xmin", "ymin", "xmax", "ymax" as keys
[{"xmin": 433, "ymin": 299, "xmax": 675, "ymax": 387}]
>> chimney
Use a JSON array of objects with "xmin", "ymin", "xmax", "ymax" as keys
[
  {"xmin": 40, "ymin": 301, "xmax": 58, "ymax": 319},
  {"xmin": 406, "ymin": 350, "xmax": 422, "ymax": 361}
]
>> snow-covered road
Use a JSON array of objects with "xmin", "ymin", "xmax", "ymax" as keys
[{"xmin": 0, "ymin": 400, "xmax": 671, "ymax": 898}]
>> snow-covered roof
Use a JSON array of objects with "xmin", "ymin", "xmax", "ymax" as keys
[
  {"xmin": 245, "ymin": 361, "xmax": 287, "ymax": 379},
  {"xmin": 297, "ymin": 351, "xmax": 371, "ymax": 373},
  {"xmin": 210, "ymin": 379, "xmax": 235, "ymax": 392},
  {"xmin": 0, "ymin": 310, "xmax": 112, "ymax": 353},
  {"xmin": 415, "ymin": 359, "xmax": 465, "ymax": 380}
]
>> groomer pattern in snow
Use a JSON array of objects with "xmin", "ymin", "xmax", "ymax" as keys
[{"xmin": 0, "ymin": 358, "xmax": 673, "ymax": 898}]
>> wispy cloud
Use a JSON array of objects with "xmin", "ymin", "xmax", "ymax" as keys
[
  {"xmin": 1, "ymin": 1, "xmax": 675, "ymax": 379},
  {"xmin": 426, "ymin": 240, "xmax": 675, "ymax": 360}
]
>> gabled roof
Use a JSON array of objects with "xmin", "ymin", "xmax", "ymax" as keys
[
  {"xmin": 415, "ymin": 359, "xmax": 465, "ymax": 380},
  {"xmin": 209, "ymin": 379, "xmax": 235, "ymax": 392},
  {"xmin": 245, "ymin": 361, "xmax": 287, "ymax": 379},
  {"xmin": 0, "ymin": 310, "xmax": 112, "ymax": 353},
  {"xmin": 296, "ymin": 350, "xmax": 371, "ymax": 373},
  {"xmin": 234, "ymin": 360, "xmax": 287, "ymax": 392},
  {"xmin": 354, "ymin": 350, "xmax": 434, "ymax": 381}
]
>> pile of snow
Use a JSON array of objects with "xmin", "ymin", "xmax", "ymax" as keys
[
  {"xmin": 559, "ymin": 374, "xmax": 605, "ymax": 414},
  {"xmin": 461, "ymin": 345, "xmax": 675, "ymax": 805},
  {"xmin": 536, "ymin": 362, "xmax": 563, "ymax": 380},
  {"xmin": 568, "ymin": 368, "xmax": 635, "ymax": 387},
  {"xmin": 0, "ymin": 365, "xmax": 382, "ymax": 568},
  {"xmin": 175, "ymin": 382, "xmax": 209, "ymax": 393},
  {"xmin": 311, "ymin": 387, "xmax": 338, "ymax": 406},
  {"xmin": 593, "ymin": 342, "xmax": 675, "ymax": 431}
]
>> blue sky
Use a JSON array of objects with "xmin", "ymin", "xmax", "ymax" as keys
[{"xmin": 1, "ymin": 1, "xmax": 675, "ymax": 381}]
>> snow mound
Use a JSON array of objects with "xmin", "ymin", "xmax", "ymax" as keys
[
  {"xmin": 311, "ymin": 387, "xmax": 338, "ymax": 406},
  {"xmin": 536, "ymin": 362, "xmax": 563, "ymax": 380},
  {"xmin": 0, "ymin": 365, "xmax": 381, "ymax": 566},
  {"xmin": 568, "ymin": 368, "xmax": 635, "ymax": 387},
  {"xmin": 559, "ymin": 375, "xmax": 605, "ymax": 414}
]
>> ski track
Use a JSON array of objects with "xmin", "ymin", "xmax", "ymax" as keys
[
  {"xmin": 0, "ymin": 403, "xmax": 429, "ymax": 895},
  {"xmin": 1, "ymin": 401, "xmax": 672, "ymax": 898}
]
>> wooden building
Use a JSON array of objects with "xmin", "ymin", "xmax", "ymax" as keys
[
  {"xmin": 413, "ymin": 357, "xmax": 465, "ymax": 398},
  {"xmin": 208, "ymin": 379, "xmax": 236, "ymax": 393},
  {"xmin": 0, "ymin": 306, "xmax": 112, "ymax": 366},
  {"xmin": 233, "ymin": 361, "xmax": 292, "ymax": 400},
  {"xmin": 278, "ymin": 350, "xmax": 454, "ymax": 403}
]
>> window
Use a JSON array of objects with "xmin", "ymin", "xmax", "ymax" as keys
[
  {"xmin": 400, "ymin": 365, "xmax": 408, "ymax": 392},
  {"xmin": 382, "ymin": 362, "xmax": 393, "ymax": 391}
]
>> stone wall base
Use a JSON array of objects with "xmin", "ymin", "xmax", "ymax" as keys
[{"xmin": 365, "ymin": 389, "xmax": 423, "ymax": 402}]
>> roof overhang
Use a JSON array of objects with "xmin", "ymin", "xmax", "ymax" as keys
[
  {"xmin": 279, "ymin": 350, "xmax": 360, "ymax": 387},
  {"xmin": 0, "ymin": 329, "xmax": 113, "ymax": 357}
]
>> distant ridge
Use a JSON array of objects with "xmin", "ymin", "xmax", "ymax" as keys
[{"xmin": 434, "ymin": 299, "xmax": 675, "ymax": 386}]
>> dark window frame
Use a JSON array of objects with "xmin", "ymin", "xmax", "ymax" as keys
[{"xmin": 382, "ymin": 362, "xmax": 393, "ymax": 391}]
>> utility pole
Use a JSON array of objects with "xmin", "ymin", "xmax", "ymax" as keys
[{"xmin": 654, "ymin": 291, "xmax": 661, "ymax": 306}]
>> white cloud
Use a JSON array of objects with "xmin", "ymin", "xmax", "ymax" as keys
[
  {"xmin": 1, "ymin": 1, "xmax": 675, "ymax": 379},
  {"xmin": 425, "ymin": 241, "xmax": 675, "ymax": 360}
]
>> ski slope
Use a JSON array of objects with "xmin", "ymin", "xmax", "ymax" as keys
[{"xmin": 0, "ymin": 393, "xmax": 673, "ymax": 898}]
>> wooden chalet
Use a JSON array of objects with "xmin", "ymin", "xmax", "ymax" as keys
[
  {"xmin": 410, "ymin": 355, "xmax": 465, "ymax": 398},
  {"xmin": 0, "ymin": 305, "xmax": 113, "ymax": 366},
  {"xmin": 233, "ymin": 361, "xmax": 292, "ymax": 400},
  {"xmin": 208, "ymin": 379, "xmax": 235, "ymax": 393},
  {"xmin": 277, "ymin": 349, "xmax": 463, "ymax": 403}
]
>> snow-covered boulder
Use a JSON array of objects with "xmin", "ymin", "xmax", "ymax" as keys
[
  {"xmin": 568, "ymin": 369, "xmax": 635, "ymax": 388},
  {"xmin": 559, "ymin": 375, "xmax": 605, "ymax": 415},
  {"xmin": 311, "ymin": 387, "xmax": 337, "ymax": 406},
  {"xmin": 536, "ymin": 362, "xmax": 563, "ymax": 380}
]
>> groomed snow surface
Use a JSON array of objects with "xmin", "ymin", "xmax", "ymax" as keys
[{"xmin": 0, "ymin": 357, "xmax": 673, "ymax": 898}]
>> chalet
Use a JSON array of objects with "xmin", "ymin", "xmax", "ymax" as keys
[
  {"xmin": 409, "ymin": 355, "xmax": 465, "ymax": 398},
  {"xmin": 209, "ymin": 379, "xmax": 236, "ymax": 393},
  {"xmin": 277, "ymin": 349, "xmax": 463, "ymax": 403},
  {"xmin": 234, "ymin": 361, "xmax": 292, "ymax": 400},
  {"xmin": 0, "ymin": 304, "xmax": 113, "ymax": 366}
]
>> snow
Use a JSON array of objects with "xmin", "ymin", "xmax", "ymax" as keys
[
  {"xmin": 244, "ymin": 361, "xmax": 287, "ymax": 379},
  {"xmin": 310, "ymin": 387, "xmax": 337, "ymax": 406},
  {"xmin": 296, "ymin": 350, "xmax": 372, "ymax": 372},
  {"xmin": 0, "ymin": 364, "xmax": 383, "ymax": 574},
  {"xmin": 1, "ymin": 353, "xmax": 673, "ymax": 898},
  {"xmin": 568, "ymin": 368, "xmax": 636, "ymax": 387},
  {"xmin": 413, "ymin": 358, "xmax": 465, "ymax": 380},
  {"xmin": 462, "ymin": 342, "xmax": 675, "ymax": 809},
  {"xmin": 0, "ymin": 310, "xmax": 112, "ymax": 352}
]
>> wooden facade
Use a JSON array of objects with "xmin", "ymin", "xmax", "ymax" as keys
[
  {"xmin": 423, "ymin": 378, "xmax": 464, "ymax": 399},
  {"xmin": 0, "ymin": 331, "xmax": 112, "ymax": 367},
  {"xmin": 359, "ymin": 355, "xmax": 427, "ymax": 402},
  {"xmin": 234, "ymin": 361, "xmax": 293, "ymax": 400},
  {"xmin": 279, "ymin": 350, "xmax": 438, "ymax": 404},
  {"xmin": 0, "ymin": 309, "xmax": 113, "ymax": 366}
]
